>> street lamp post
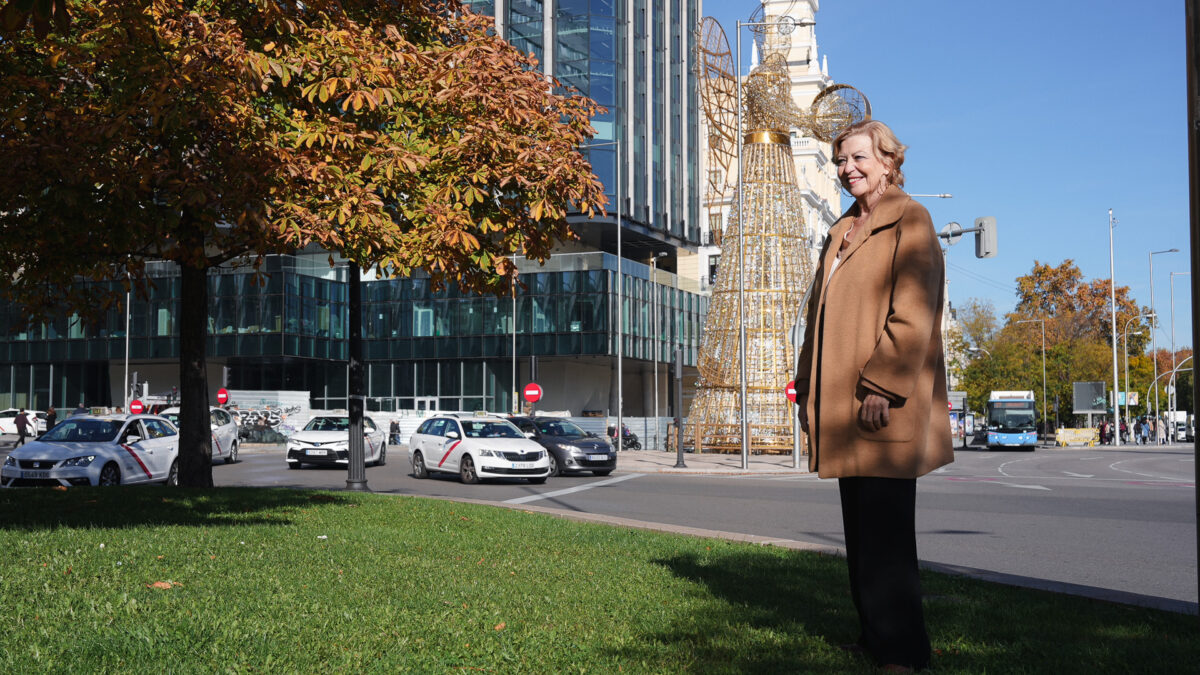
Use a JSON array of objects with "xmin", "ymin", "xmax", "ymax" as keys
[
  {"xmin": 736, "ymin": 15, "xmax": 815, "ymax": 468},
  {"xmin": 580, "ymin": 140, "xmax": 623, "ymax": 449},
  {"xmin": 1171, "ymin": 272, "xmax": 1191, "ymax": 441},
  {"xmin": 1149, "ymin": 248, "xmax": 1179, "ymax": 421},
  {"xmin": 650, "ymin": 251, "xmax": 667, "ymax": 450},
  {"xmin": 1017, "ymin": 319, "xmax": 1047, "ymax": 440},
  {"xmin": 1108, "ymin": 209, "xmax": 1122, "ymax": 446},
  {"xmin": 1123, "ymin": 312, "xmax": 1155, "ymax": 430}
]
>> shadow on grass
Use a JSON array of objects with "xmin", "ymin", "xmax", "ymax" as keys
[
  {"xmin": 629, "ymin": 549, "xmax": 863, "ymax": 672},
  {"xmin": 640, "ymin": 548, "xmax": 1200, "ymax": 673},
  {"xmin": 0, "ymin": 487, "xmax": 350, "ymax": 531}
]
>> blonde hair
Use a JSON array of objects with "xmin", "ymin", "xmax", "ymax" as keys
[{"xmin": 832, "ymin": 120, "xmax": 907, "ymax": 188}]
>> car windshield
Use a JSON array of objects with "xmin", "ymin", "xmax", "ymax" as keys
[
  {"xmin": 536, "ymin": 419, "xmax": 588, "ymax": 438},
  {"xmin": 304, "ymin": 417, "xmax": 351, "ymax": 432},
  {"xmin": 161, "ymin": 413, "xmax": 180, "ymax": 425},
  {"xmin": 460, "ymin": 420, "xmax": 523, "ymax": 439},
  {"xmin": 39, "ymin": 419, "xmax": 124, "ymax": 442}
]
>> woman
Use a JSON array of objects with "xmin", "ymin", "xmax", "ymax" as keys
[{"xmin": 794, "ymin": 120, "xmax": 953, "ymax": 671}]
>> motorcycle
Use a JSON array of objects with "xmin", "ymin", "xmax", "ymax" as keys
[{"xmin": 608, "ymin": 424, "xmax": 641, "ymax": 451}]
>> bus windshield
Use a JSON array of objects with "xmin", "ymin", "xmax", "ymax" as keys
[{"xmin": 987, "ymin": 402, "xmax": 1036, "ymax": 432}]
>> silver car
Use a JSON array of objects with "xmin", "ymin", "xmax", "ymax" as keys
[{"xmin": 1, "ymin": 415, "xmax": 180, "ymax": 487}]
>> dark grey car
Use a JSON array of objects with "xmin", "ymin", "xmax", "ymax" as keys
[{"xmin": 509, "ymin": 416, "xmax": 615, "ymax": 477}]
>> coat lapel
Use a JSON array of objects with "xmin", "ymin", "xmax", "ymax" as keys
[{"xmin": 836, "ymin": 185, "xmax": 911, "ymax": 265}]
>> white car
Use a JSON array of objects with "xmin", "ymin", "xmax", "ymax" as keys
[
  {"xmin": 0, "ymin": 409, "xmax": 46, "ymax": 436},
  {"xmin": 408, "ymin": 414, "xmax": 550, "ymax": 484},
  {"xmin": 285, "ymin": 415, "xmax": 387, "ymax": 469},
  {"xmin": 160, "ymin": 406, "xmax": 240, "ymax": 464},
  {"xmin": 1, "ymin": 415, "xmax": 180, "ymax": 487}
]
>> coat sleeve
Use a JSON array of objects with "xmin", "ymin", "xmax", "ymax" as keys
[
  {"xmin": 858, "ymin": 201, "xmax": 943, "ymax": 402},
  {"xmin": 794, "ymin": 235, "xmax": 831, "ymax": 398}
]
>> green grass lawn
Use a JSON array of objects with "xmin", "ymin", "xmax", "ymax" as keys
[{"xmin": 0, "ymin": 488, "xmax": 1195, "ymax": 673}]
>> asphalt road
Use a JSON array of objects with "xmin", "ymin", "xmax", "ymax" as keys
[{"xmin": 4, "ymin": 435, "xmax": 1196, "ymax": 610}]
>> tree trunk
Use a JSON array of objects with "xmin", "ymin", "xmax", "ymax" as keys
[{"xmin": 178, "ymin": 259, "xmax": 214, "ymax": 487}]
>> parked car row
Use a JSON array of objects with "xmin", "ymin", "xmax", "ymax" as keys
[{"xmin": 2, "ymin": 410, "xmax": 619, "ymax": 489}]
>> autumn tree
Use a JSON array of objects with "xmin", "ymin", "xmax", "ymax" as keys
[
  {"xmin": 0, "ymin": 1, "xmax": 605, "ymax": 486},
  {"xmin": 961, "ymin": 260, "xmax": 1158, "ymax": 426}
]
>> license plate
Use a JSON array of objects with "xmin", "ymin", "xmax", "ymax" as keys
[
  {"xmin": 22, "ymin": 470, "xmax": 50, "ymax": 479},
  {"xmin": 306, "ymin": 449, "xmax": 328, "ymax": 456},
  {"xmin": 512, "ymin": 462, "xmax": 534, "ymax": 469},
  {"xmin": 588, "ymin": 454, "xmax": 610, "ymax": 461}
]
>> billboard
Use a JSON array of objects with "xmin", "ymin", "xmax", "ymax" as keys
[{"xmin": 1073, "ymin": 382, "xmax": 1107, "ymax": 414}]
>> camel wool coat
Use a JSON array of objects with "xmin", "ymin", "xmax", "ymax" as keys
[{"xmin": 794, "ymin": 185, "xmax": 954, "ymax": 479}]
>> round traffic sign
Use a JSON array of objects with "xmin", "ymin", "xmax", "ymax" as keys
[
  {"xmin": 523, "ymin": 383, "xmax": 543, "ymax": 403},
  {"xmin": 130, "ymin": 399, "xmax": 144, "ymax": 414},
  {"xmin": 217, "ymin": 388, "xmax": 229, "ymax": 405},
  {"xmin": 785, "ymin": 380, "xmax": 797, "ymax": 403}
]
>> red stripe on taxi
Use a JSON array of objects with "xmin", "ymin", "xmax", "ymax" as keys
[
  {"xmin": 119, "ymin": 444, "xmax": 153, "ymax": 479},
  {"xmin": 438, "ymin": 441, "xmax": 461, "ymax": 467}
]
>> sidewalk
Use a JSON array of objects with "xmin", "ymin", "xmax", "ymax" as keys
[{"xmin": 608, "ymin": 449, "xmax": 810, "ymax": 475}]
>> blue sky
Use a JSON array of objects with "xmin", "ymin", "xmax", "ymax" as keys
[{"xmin": 708, "ymin": 0, "xmax": 1192, "ymax": 349}]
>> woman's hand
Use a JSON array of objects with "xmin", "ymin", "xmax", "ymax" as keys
[{"xmin": 859, "ymin": 393, "xmax": 891, "ymax": 431}]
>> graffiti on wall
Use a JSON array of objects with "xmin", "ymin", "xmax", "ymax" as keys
[{"xmin": 230, "ymin": 405, "xmax": 305, "ymax": 443}]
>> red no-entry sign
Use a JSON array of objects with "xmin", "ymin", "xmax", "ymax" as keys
[
  {"xmin": 785, "ymin": 381, "xmax": 797, "ymax": 403},
  {"xmin": 129, "ymin": 399, "xmax": 144, "ymax": 414},
  {"xmin": 217, "ymin": 388, "xmax": 229, "ymax": 405},
  {"xmin": 523, "ymin": 383, "xmax": 543, "ymax": 403}
]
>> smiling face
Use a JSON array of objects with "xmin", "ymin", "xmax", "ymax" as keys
[{"xmin": 835, "ymin": 133, "xmax": 892, "ymax": 203}]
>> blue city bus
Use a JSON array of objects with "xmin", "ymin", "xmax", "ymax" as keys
[{"xmin": 985, "ymin": 391, "xmax": 1038, "ymax": 450}]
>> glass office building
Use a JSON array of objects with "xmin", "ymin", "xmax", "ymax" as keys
[{"xmin": 0, "ymin": 3, "xmax": 704, "ymax": 417}]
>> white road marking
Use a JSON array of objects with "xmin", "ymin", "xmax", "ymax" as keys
[
  {"xmin": 503, "ymin": 473, "xmax": 644, "ymax": 505},
  {"xmin": 997, "ymin": 457, "xmax": 1040, "ymax": 477},
  {"xmin": 1002, "ymin": 483, "xmax": 1051, "ymax": 490},
  {"xmin": 1062, "ymin": 471, "xmax": 1094, "ymax": 478},
  {"xmin": 1108, "ymin": 459, "xmax": 1182, "ymax": 481}
]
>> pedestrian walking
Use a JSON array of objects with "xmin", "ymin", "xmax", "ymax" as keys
[
  {"xmin": 71, "ymin": 402, "xmax": 88, "ymax": 417},
  {"xmin": 43, "ymin": 406, "xmax": 56, "ymax": 436},
  {"xmin": 13, "ymin": 408, "xmax": 30, "ymax": 446},
  {"xmin": 1157, "ymin": 417, "xmax": 1167, "ymax": 445},
  {"xmin": 794, "ymin": 120, "xmax": 952, "ymax": 672},
  {"xmin": 389, "ymin": 419, "xmax": 400, "ymax": 446}
]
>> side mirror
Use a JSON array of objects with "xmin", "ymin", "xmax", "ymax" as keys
[
  {"xmin": 524, "ymin": 432, "xmax": 536, "ymax": 439},
  {"xmin": 446, "ymin": 430, "xmax": 460, "ymax": 440},
  {"xmin": 125, "ymin": 435, "xmax": 142, "ymax": 445},
  {"xmin": 210, "ymin": 424, "xmax": 220, "ymax": 431}
]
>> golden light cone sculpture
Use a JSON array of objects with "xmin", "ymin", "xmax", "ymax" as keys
[{"xmin": 689, "ymin": 23, "xmax": 869, "ymax": 453}]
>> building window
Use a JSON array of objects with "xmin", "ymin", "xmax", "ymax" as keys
[{"xmin": 708, "ymin": 255, "xmax": 720, "ymax": 286}]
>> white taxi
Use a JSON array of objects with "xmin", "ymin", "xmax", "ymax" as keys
[
  {"xmin": 285, "ymin": 415, "xmax": 388, "ymax": 469},
  {"xmin": 408, "ymin": 414, "xmax": 550, "ymax": 484},
  {"xmin": 2, "ymin": 415, "xmax": 180, "ymax": 487},
  {"xmin": 159, "ymin": 406, "xmax": 240, "ymax": 464}
]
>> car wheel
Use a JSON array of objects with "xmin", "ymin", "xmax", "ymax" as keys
[
  {"xmin": 288, "ymin": 461, "xmax": 301, "ymax": 470},
  {"xmin": 593, "ymin": 470, "xmax": 613, "ymax": 477},
  {"xmin": 460, "ymin": 455, "xmax": 479, "ymax": 484},
  {"xmin": 411, "ymin": 451, "xmax": 428, "ymax": 479},
  {"xmin": 225, "ymin": 442, "xmax": 239, "ymax": 464},
  {"xmin": 547, "ymin": 453, "xmax": 561, "ymax": 477},
  {"xmin": 528, "ymin": 476, "xmax": 547, "ymax": 484},
  {"xmin": 376, "ymin": 444, "xmax": 387, "ymax": 467},
  {"xmin": 165, "ymin": 460, "xmax": 179, "ymax": 486},
  {"xmin": 98, "ymin": 462, "xmax": 121, "ymax": 486}
]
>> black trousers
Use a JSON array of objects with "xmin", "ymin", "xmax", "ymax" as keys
[{"xmin": 839, "ymin": 476, "xmax": 931, "ymax": 669}]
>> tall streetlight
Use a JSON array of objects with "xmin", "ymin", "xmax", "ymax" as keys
[
  {"xmin": 1171, "ymin": 271, "xmax": 1191, "ymax": 440},
  {"xmin": 1108, "ymin": 209, "xmax": 1122, "ymax": 446},
  {"xmin": 1123, "ymin": 313, "xmax": 1156, "ymax": 429},
  {"xmin": 580, "ymin": 139, "xmax": 623, "ymax": 448},
  {"xmin": 1017, "ymin": 319, "xmax": 1047, "ymax": 439},
  {"xmin": 1149, "ymin": 248, "xmax": 1179, "ymax": 421},
  {"xmin": 650, "ymin": 251, "xmax": 667, "ymax": 450},
  {"xmin": 736, "ymin": 14, "xmax": 815, "ymax": 468}
]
